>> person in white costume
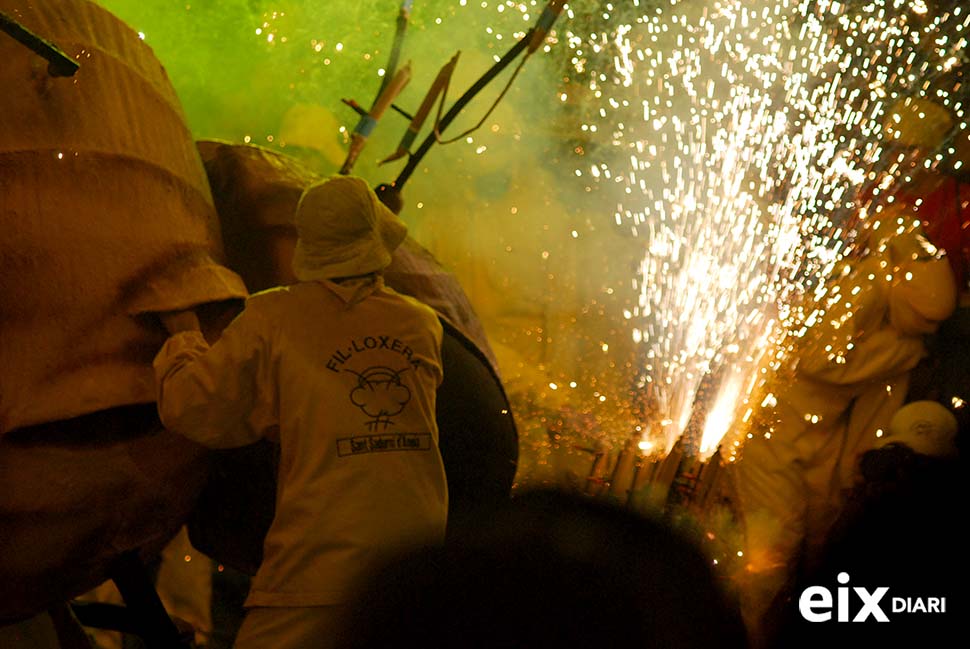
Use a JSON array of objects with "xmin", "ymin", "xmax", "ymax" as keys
[
  {"xmin": 153, "ymin": 176, "xmax": 448, "ymax": 649},
  {"xmin": 735, "ymin": 221, "xmax": 956, "ymax": 643}
]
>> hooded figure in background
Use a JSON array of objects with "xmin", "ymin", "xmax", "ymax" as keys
[
  {"xmin": 734, "ymin": 214, "xmax": 957, "ymax": 644},
  {"xmin": 153, "ymin": 176, "xmax": 448, "ymax": 649},
  {"xmin": 773, "ymin": 400, "xmax": 963, "ymax": 649}
]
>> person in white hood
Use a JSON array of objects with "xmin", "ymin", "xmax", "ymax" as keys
[
  {"xmin": 154, "ymin": 176, "xmax": 448, "ymax": 649},
  {"xmin": 735, "ymin": 220, "xmax": 957, "ymax": 643}
]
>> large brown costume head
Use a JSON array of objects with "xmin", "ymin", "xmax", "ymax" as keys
[{"xmin": 0, "ymin": 0, "xmax": 247, "ymax": 435}]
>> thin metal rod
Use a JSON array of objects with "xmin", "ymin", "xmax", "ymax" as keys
[
  {"xmin": 394, "ymin": 31, "xmax": 532, "ymax": 188},
  {"xmin": 0, "ymin": 10, "xmax": 79, "ymax": 77}
]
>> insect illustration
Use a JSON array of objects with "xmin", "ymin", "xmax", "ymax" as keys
[{"xmin": 345, "ymin": 366, "xmax": 412, "ymax": 431}]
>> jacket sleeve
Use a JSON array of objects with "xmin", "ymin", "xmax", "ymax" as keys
[
  {"xmin": 798, "ymin": 326, "xmax": 926, "ymax": 385},
  {"xmin": 153, "ymin": 308, "xmax": 277, "ymax": 449}
]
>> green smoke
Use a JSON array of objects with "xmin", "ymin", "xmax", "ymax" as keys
[
  {"xmin": 96, "ymin": 1, "xmax": 553, "ymax": 173},
  {"xmin": 92, "ymin": 0, "xmax": 657, "ymax": 484}
]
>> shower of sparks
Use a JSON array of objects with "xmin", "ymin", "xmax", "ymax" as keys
[
  {"xmin": 105, "ymin": 0, "xmax": 967, "ymax": 464},
  {"xmin": 558, "ymin": 0, "xmax": 969, "ymax": 457}
]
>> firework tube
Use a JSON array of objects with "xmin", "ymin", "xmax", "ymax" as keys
[
  {"xmin": 608, "ymin": 434, "xmax": 640, "ymax": 503},
  {"xmin": 340, "ymin": 62, "xmax": 412, "ymax": 175},
  {"xmin": 527, "ymin": 0, "xmax": 566, "ymax": 54},
  {"xmin": 0, "ymin": 10, "xmax": 79, "ymax": 77},
  {"xmin": 376, "ymin": 0, "xmax": 413, "ymax": 99},
  {"xmin": 380, "ymin": 52, "xmax": 461, "ymax": 165}
]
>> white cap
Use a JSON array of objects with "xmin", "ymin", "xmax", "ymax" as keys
[{"xmin": 878, "ymin": 400, "xmax": 959, "ymax": 459}]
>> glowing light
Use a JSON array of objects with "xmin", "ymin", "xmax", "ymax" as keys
[
  {"xmin": 700, "ymin": 375, "xmax": 745, "ymax": 456},
  {"xmin": 564, "ymin": 0, "xmax": 969, "ymax": 453}
]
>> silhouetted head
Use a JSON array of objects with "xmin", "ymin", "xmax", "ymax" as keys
[{"xmin": 338, "ymin": 489, "xmax": 747, "ymax": 649}]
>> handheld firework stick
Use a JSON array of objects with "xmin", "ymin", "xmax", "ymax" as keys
[
  {"xmin": 526, "ymin": 0, "xmax": 564, "ymax": 54},
  {"xmin": 380, "ymin": 52, "xmax": 461, "ymax": 165},
  {"xmin": 0, "ymin": 10, "xmax": 79, "ymax": 77},
  {"xmin": 377, "ymin": 0, "xmax": 413, "ymax": 98},
  {"xmin": 430, "ymin": 0, "xmax": 566, "ymax": 145},
  {"xmin": 338, "ymin": 0, "xmax": 414, "ymax": 175},
  {"xmin": 339, "ymin": 62, "xmax": 412, "ymax": 175},
  {"xmin": 393, "ymin": 0, "xmax": 565, "ymax": 188}
]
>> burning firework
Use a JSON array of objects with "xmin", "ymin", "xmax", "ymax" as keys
[
  {"xmin": 554, "ymin": 0, "xmax": 968, "ymax": 457},
  {"xmin": 95, "ymin": 0, "xmax": 967, "ymax": 468}
]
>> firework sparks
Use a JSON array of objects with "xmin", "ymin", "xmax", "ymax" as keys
[
  {"xmin": 98, "ymin": 0, "xmax": 967, "ymax": 466},
  {"xmin": 558, "ymin": 0, "xmax": 969, "ymax": 456}
]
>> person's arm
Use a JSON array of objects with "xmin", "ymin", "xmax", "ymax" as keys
[
  {"xmin": 800, "ymin": 326, "xmax": 925, "ymax": 385},
  {"xmin": 153, "ymin": 306, "xmax": 277, "ymax": 449}
]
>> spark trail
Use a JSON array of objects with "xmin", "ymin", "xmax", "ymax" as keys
[{"xmin": 553, "ymin": 0, "xmax": 968, "ymax": 456}]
